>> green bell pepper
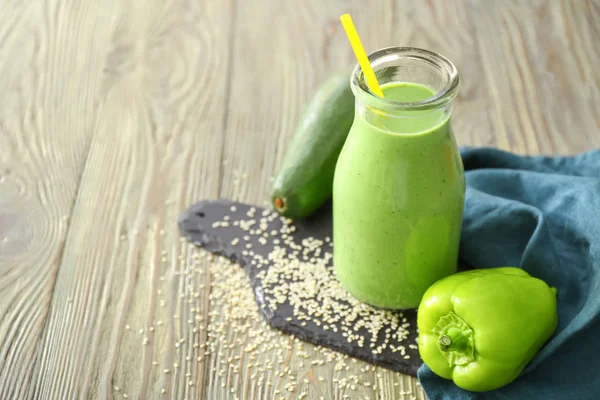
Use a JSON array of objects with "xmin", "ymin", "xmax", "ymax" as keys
[{"xmin": 417, "ymin": 267, "xmax": 558, "ymax": 392}]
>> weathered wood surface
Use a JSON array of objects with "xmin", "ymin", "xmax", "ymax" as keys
[{"xmin": 0, "ymin": 0, "xmax": 598, "ymax": 399}]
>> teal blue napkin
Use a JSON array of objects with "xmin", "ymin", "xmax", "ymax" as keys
[{"xmin": 418, "ymin": 147, "xmax": 600, "ymax": 400}]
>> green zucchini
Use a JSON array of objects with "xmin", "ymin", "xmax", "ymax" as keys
[{"xmin": 271, "ymin": 70, "xmax": 355, "ymax": 219}]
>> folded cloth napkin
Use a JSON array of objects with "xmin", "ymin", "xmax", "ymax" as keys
[{"xmin": 418, "ymin": 147, "xmax": 600, "ymax": 400}]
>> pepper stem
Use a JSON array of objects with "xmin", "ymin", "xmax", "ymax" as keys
[
  {"xmin": 439, "ymin": 335, "xmax": 452, "ymax": 348},
  {"xmin": 438, "ymin": 327, "xmax": 469, "ymax": 351},
  {"xmin": 432, "ymin": 312, "xmax": 475, "ymax": 367}
]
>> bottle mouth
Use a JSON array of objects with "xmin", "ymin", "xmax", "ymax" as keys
[{"xmin": 351, "ymin": 46, "xmax": 459, "ymax": 112}]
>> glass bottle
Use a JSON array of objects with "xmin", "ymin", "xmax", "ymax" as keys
[{"xmin": 333, "ymin": 47, "xmax": 465, "ymax": 309}]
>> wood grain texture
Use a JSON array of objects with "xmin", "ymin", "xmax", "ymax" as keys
[
  {"xmin": 0, "ymin": 1, "xmax": 118, "ymax": 398},
  {"xmin": 470, "ymin": 0, "xmax": 600, "ymax": 154},
  {"xmin": 0, "ymin": 0, "xmax": 597, "ymax": 399},
  {"xmin": 26, "ymin": 0, "xmax": 233, "ymax": 399}
]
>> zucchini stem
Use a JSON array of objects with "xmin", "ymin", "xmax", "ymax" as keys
[{"xmin": 274, "ymin": 197, "xmax": 285, "ymax": 210}]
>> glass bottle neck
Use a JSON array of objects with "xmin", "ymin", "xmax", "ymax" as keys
[
  {"xmin": 355, "ymin": 100, "xmax": 451, "ymax": 135},
  {"xmin": 351, "ymin": 47, "xmax": 459, "ymax": 134}
]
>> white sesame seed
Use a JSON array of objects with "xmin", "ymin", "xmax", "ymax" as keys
[{"xmin": 175, "ymin": 232, "xmax": 417, "ymax": 399}]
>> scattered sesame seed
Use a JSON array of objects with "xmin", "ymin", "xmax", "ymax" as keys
[{"xmin": 172, "ymin": 210, "xmax": 422, "ymax": 399}]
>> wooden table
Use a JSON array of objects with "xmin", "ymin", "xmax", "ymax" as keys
[{"xmin": 0, "ymin": 0, "xmax": 598, "ymax": 399}]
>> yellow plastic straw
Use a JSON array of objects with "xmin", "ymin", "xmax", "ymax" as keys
[{"xmin": 340, "ymin": 13, "xmax": 384, "ymax": 98}]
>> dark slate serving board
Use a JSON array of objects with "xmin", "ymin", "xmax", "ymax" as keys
[{"xmin": 179, "ymin": 199, "xmax": 423, "ymax": 376}]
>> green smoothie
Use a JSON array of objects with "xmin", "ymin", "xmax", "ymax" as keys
[{"xmin": 333, "ymin": 81, "xmax": 465, "ymax": 309}]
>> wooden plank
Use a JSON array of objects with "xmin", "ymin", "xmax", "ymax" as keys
[
  {"xmin": 0, "ymin": 1, "xmax": 117, "ymax": 398},
  {"xmin": 470, "ymin": 0, "xmax": 600, "ymax": 154},
  {"xmin": 27, "ymin": 0, "xmax": 233, "ymax": 399},
  {"xmin": 209, "ymin": 0, "xmax": 493, "ymax": 399}
]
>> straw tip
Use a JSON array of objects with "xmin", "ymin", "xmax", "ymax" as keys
[{"xmin": 340, "ymin": 13, "xmax": 351, "ymax": 22}]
